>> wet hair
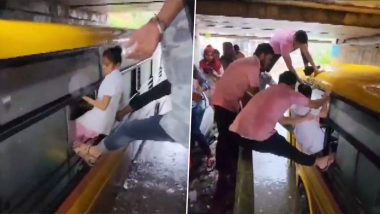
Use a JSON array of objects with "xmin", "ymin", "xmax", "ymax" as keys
[
  {"xmin": 298, "ymin": 84, "xmax": 312, "ymax": 98},
  {"xmin": 295, "ymin": 30, "xmax": 308, "ymax": 44},
  {"xmin": 223, "ymin": 42, "xmax": 234, "ymax": 52},
  {"xmin": 278, "ymin": 71, "xmax": 297, "ymax": 85},
  {"xmin": 304, "ymin": 66, "xmax": 314, "ymax": 76},
  {"xmin": 223, "ymin": 42, "xmax": 233, "ymax": 48},
  {"xmin": 103, "ymin": 46, "xmax": 122, "ymax": 65},
  {"xmin": 234, "ymin": 44, "xmax": 240, "ymax": 52},
  {"xmin": 304, "ymin": 65, "xmax": 321, "ymax": 76},
  {"xmin": 254, "ymin": 43, "xmax": 274, "ymax": 56}
]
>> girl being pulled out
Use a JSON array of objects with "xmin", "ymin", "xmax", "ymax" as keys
[{"xmin": 72, "ymin": 46, "xmax": 124, "ymax": 148}]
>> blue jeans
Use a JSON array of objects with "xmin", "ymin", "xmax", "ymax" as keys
[
  {"xmin": 100, "ymin": 114, "xmax": 174, "ymax": 151},
  {"xmin": 191, "ymin": 103, "xmax": 211, "ymax": 157}
]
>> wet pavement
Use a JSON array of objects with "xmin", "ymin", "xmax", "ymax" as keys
[
  {"xmin": 253, "ymin": 124, "xmax": 302, "ymax": 214},
  {"xmin": 112, "ymin": 141, "xmax": 188, "ymax": 214},
  {"xmin": 188, "ymin": 141, "xmax": 218, "ymax": 214},
  {"xmin": 110, "ymin": 96, "xmax": 188, "ymax": 213},
  {"xmin": 253, "ymin": 152, "xmax": 302, "ymax": 214},
  {"xmin": 188, "ymin": 123, "xmax": 303, "ymax": 214}
]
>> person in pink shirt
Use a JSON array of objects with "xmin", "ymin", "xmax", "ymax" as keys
[
  {"xmin": 211, "ymin": 43, "xmax": 274, "ymax": 213},
  {"xmin": 265, "ymin": 30, "xmax": 318, "ymax": 78},
  {"xmin": 229, "ymin": 71, "xmax": 333, "ymax": 169}
]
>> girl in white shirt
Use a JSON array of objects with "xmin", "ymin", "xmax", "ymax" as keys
[
  {"xmin": 290, "ymin": 84, "xmax": 328, "ymax": 155},
  {"xmin": 73, "ymin": 46, "xmax": 123, "ymax": 147}
]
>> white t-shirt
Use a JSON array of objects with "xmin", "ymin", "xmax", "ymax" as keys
[
  {"xmin": 77, "ymin": 69, "xmax": 123, "ymax": 135},
  {"xmin": 290, "ymin": 105, "xmax": 324, "ymax": 154}
]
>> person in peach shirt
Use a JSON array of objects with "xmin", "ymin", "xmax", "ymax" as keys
[
  {"xmin": 229, "ymin": 71, "xmax": 333, "ymax": 169},
  {"xmin": 266, "ymin": 30, "xmax": 320, "ymax": 78},
  {"xmin": 211, "ymin": 43, "xmax": 275, "ymax": 212}
]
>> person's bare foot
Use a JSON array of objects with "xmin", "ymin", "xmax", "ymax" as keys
[
  {"xmin": 315, "ymin": 156, "xmax": 329, "ymax": 170},
  {"xmin": 89, "ymin": 145, "xmax": 103, "ymax": 159},
  {"xmin": 73, "ymin": 144, "xmax": 103, "ymax": 166},
  {"xmin": 327, "ymin": 153, "xmax": 336, "ymax": 165}
]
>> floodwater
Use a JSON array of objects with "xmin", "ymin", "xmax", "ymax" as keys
[
  {"xmin": 111, "ymin": 96, "xmax": 188, "ymax": 213},
  {"xmin": 253, "ymin": 124, "xmax": 303, "ymax": 214},
  {"xmin": 188, "ymin": 123, "xmax": 304, "ymax": 214},
  {"xmin": 112, "ymin": 141, "xmax": 188, "ymax": 214}
]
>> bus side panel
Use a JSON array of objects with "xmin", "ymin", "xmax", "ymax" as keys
[{"xmin": 297, "ymin": 164, "xmax": 342, "ymax": 214}]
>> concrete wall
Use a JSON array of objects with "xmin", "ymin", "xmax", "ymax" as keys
[
  {"xmin": 332, "ymin": 44, "xmax": 380, "ymax": 66},
  {"xmin": 0, "ymin": 0, "xmax": 107, "ymax": 25}
]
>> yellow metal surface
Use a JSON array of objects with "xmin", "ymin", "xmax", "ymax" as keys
[
  {"xmin": 292, "ymin": 134, "xmax": 341, "ymax": 214},
  {"xmin": 56, "ymin": 149, "xmax": 125, "ymax": 214},
  {"xmin": 297, "ymin": 64, "xmax": 380, "ymax": 114},
  {"xmin": 291, "ymin": 64, "xmax": 380, "ymax": 214},
  {"xmin": 0, "ymin": 20, "xmax": 123, "ymax": 59},
  {"xmin": 297, "ymin": 164, "xmax": 342, "ymax": 214}
]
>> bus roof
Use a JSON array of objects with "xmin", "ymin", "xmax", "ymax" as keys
[{"xmin": 297, "ymin": 64, "xmax": 380, "ymax": 114}]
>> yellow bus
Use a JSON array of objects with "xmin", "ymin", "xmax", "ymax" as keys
[{"xmin": 292, "ymin": 65, "xmax": 380, "ymax": 214}]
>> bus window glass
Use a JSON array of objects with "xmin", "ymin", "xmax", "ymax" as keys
[
  {"xmin": 356, "ymin": 153, "xmax": 380, "ymax": 213},
  {"xmin": 330, "ymin": 99, "xmax": 380, "ymax": 157},
  {"xmin": 335, "ymin": 136, "xmax": 357, "ymax": 188}
]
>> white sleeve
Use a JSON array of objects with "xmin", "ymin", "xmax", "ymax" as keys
[
  {"xmin": 290, "ymin": 105, "xmax": 297, "ymax": 115},
  {"xmin": 101, "ymin": 77, "xmax": 117, "ymax": 97},
  {"xmin": 311, "ymin": 108, "xmax": 321, "ymax": 116}
]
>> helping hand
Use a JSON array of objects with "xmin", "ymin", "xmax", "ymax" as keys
[
  {"xmin": 82, "ymin": 96, "xmax": 92, "ymax": 103},
  {"xmin": 124, "ymin": 21, "xmax": 161, "ymax": 61}
]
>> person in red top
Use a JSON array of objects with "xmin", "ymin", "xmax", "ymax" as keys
[
  {"xmin": 199, "ymin": 46, "xmax": 224, "ymax": 103},
  {"xmin": 199, "ymin": 46, "xmax": 224, "ymax": 78},
  {"xmin": 211, "ymin": 43, "xmax": 274, "ymax": 213},
  {"xmin": 230, "ymin": 71, "xmax": 333, "ymax": 169}
]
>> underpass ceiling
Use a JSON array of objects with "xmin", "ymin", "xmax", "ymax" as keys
[
  {"xmin": 299, "ymin": 0, "xmax": 380, "ymax": 8},
  {"xmin": 197, "ymin": 14, "xmax": 380, "ymax": 41}
]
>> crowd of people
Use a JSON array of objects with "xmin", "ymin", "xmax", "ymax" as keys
[
  {"xmin": 191, "ymin": 30, "xmax": 335, "ymax": 213},
  {"xmin": 67, "ymin": 2, "xmax": 336, "ymax": 211}
]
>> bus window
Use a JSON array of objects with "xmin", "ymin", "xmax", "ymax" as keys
[
  {"xmin": 325, "ymin": 97, "xmax": 380, "ymax": 214},
  {"xmin": 329, "ymin": 99, "xmax": 380, "ymax": 157},
  {"xmin": 335, "ymin": 137, "xmax": 357, "ymax": 187},
  {"xmin": 69, "ymin": 91, "xmax": 96, "ymax": 120},
  {"xmin": 356, "ymin": 153, "xmax": 380, "ymax": 213}
]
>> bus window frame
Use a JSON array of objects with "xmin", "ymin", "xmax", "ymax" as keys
[{"xmin": 323, "ymin": 94, "xmax": 380, "ymax": 213}]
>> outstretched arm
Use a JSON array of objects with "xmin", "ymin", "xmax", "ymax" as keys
[
  {"xmin": 283, "ymin": 54, "xmax": 302, "ymax": 83},
  {"xmin": 83, "ymin": 96, "xmax": 111, "ymax": 111},
  {"xmin": 241, "ymin": 87, "xmax": 259, "ymax": 107},
  {"xmin": 124, "ymin": 0, "xmax": 185, "ymax": 60},
  {"xmin": 308, "ymin": 91, "xmax": 330, "ymax": 109},
  {"xmin": 300, "ymin": 44, "xmax": 317, "ymax": 70}
]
